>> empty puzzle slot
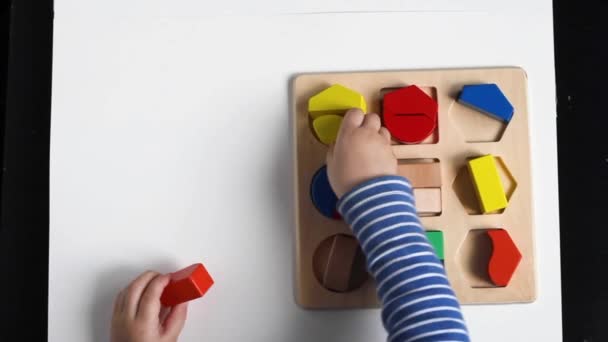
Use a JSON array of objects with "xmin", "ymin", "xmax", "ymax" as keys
[
  {"xmin": 458, "ymin": 229, "xmax": 522, "ymax": 288},
  {"xmin": 312, "ymin": 234, "xmax": 369, "ymax": 293},
  {"xmin": 397, "ymin": 159, "xmax": 442, "ymax": 216},
  {"xmin": 451, "ymin": 155, "xmax": 517, "ymax": 215},
  {"xmin": 380, "ymin": 86, "xmax": 438, "ymax": 145},
  {"xmin": 414, "ymin": 189, "xmax": 442, "ymax": 217},
  {"xmin": 448, "ymin": 83, "xmax": 513, "ymax": 143},
  {"xmin": 458, "ymin": 229, "xmax": 494, "ymax": 288}
]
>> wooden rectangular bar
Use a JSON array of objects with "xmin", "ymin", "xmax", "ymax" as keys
[
  {"xmin": 414, "ymin": 188, "xmax": 442, "ymax": 215},
  {"xmin": 397, "ymin": 161, "xmax": 442, "ymax": 188}
]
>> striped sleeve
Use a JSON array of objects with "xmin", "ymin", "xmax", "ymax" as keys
[{"xmin": 337, "ymin": 175, "xmax": 469, "ymax": 342}]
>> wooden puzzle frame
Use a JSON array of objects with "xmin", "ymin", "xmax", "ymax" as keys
[{"xmin": 292, "ymin": 67, "xmax": 536, "ymax": 309}]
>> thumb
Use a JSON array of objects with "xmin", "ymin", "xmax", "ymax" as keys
[
  {"xmin": 336, "ymin": 108, "xmax": 364, "ymax": 140},
  {"xmin": 163, "ymin": 303, "xmax": 188, "ymax": 338}
]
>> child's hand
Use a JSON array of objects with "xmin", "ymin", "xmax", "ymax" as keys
[
  {"xmin": 111, "ymin": 271, "xmax": 188, "ymax": 342},
  {"xmin": 326, "ymin": 109, "xmax": 397, "ymax": 198}
]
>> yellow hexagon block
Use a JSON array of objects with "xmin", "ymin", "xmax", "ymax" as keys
[
  {"xmin": 467, "ymin": 155, "xmax": 508, "ymax": 213},
  {"xmin": 312, "ymin": 115, "xmax": 343, "ymax": 145},
  {"xmin": 308, "ymin": 84, "xmax": 367, "ymax": 119}
]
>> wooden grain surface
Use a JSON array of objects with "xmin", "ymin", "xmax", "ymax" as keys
[{"xmin": 292, "ymin": 67, "xmax": 536, "ymax": 308}]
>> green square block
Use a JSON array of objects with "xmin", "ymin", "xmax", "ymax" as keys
[{"xmin": 426, "ymin": 231, "xmax": 444, "ymax": 260}]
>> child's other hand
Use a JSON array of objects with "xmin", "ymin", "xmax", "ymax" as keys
[
  {"xmin": 111, "ymin": 271, "xmax": 188, "ymax": 342},
  {"xmin": 327, "ymin": 109, "xmax": 397, "ymax": 198}
]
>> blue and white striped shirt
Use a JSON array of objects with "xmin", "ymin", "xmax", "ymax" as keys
[{"xmin": 337, "ymin": 175, "xmax": 470, "ymax": 342}]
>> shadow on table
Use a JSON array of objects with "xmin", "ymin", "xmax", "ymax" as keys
[
  {"xmin": 270, "ymin": 102, "xmax": 295, "ymax": 244},
  {"xmin": 89, "ymin": 260, "xmax": 178, "ymax": 342},
  {"xmin": 284, "ymin": 308, "xmax": 383, "ymax": 342},
  {"xmin": 267, "ymin": 101, "xmax": 297, "ymax": 286}
]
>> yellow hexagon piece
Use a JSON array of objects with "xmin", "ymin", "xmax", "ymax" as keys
[
  {"xmin": 312, "ymin": 115, "xmax": 343, "ymax": 145},
  {"xmin": 308, "ymin": 84, "xmax": 367, "ymax": 119}
]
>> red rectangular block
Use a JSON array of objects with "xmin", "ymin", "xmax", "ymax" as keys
[{"xmin": 160, "ymin": 263, "xmax": 214, "ymax": 307}]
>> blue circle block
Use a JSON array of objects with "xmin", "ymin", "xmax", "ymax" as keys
[{"xmin": 310, "ymin": 165, "xmax": 340, "ymax": 220}]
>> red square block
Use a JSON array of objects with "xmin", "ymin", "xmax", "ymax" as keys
[{"xmin": 160, "ymin": 263, "xmax": 214, "ymax": 307}]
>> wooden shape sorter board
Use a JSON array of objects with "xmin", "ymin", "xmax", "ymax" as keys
[{"xmin": 292, "ymin": 67, "xmax": 536, "ymax": 309}]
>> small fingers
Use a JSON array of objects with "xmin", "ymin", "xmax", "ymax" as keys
[
  {"xmin": 137, "ymin": 274, "xmax": 171, "ymax": 321},
  {"xmin": 159, "ymin": 306, "xmax": 171, "ymax": 324},
  {"xmin": 113, "ymin": 289, "xmax": 126, "ymax": 315},
  {"xmin": 163, "ymin": 303, "xmax": 189, "ymax": 338},
  {"xmin": 338, "ymin": 109, "xmax": 365, "ymax": 136},
  {"xmin": 124, "ymin": 271, "xmax": 159, "ymax": 318},
  {"xmin": 379, "ymin": 127, "xmax": 392, "ymax": 143},
  {"xmin": 362, "ymin": 113, "xmax": 381, "ymax": 131}
]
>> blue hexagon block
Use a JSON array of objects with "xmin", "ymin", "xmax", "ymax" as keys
[
  {"xmin": 310, "ymin": 165, "xmax": 340, "ymax": 220},
  {"xmin": 458, "ymin": 84, "xmax": 514, "ymax": 122}
]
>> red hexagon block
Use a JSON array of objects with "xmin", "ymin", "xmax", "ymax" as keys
[
  {"xmin": 383, "ymin": 85, "xmax": 438, "ymax": 144},
  {"xmin": 487, "ymin": 229, "xmax": 522, "ymax": 287}
]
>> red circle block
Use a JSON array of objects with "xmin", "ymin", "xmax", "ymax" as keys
[{"xmin": 383, "ymin": 85, "xmax": 438, "ymax": 144}]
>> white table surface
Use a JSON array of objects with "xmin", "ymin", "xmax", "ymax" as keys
[{"xmin": 49, "ymin": 0, "xmax": 562, "ymax": 341}]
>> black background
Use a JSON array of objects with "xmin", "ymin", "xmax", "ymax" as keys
[
  {"xmin": 555, "ymin": 1, "xmax": 608, "ymax": 341},
  {"xmin": 0, "ymin": 0, "xmax": 52, "ymax": 340},
  {"xmin": 1, "ymin": 0, "xmax": 606, "ymax": 340}
]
